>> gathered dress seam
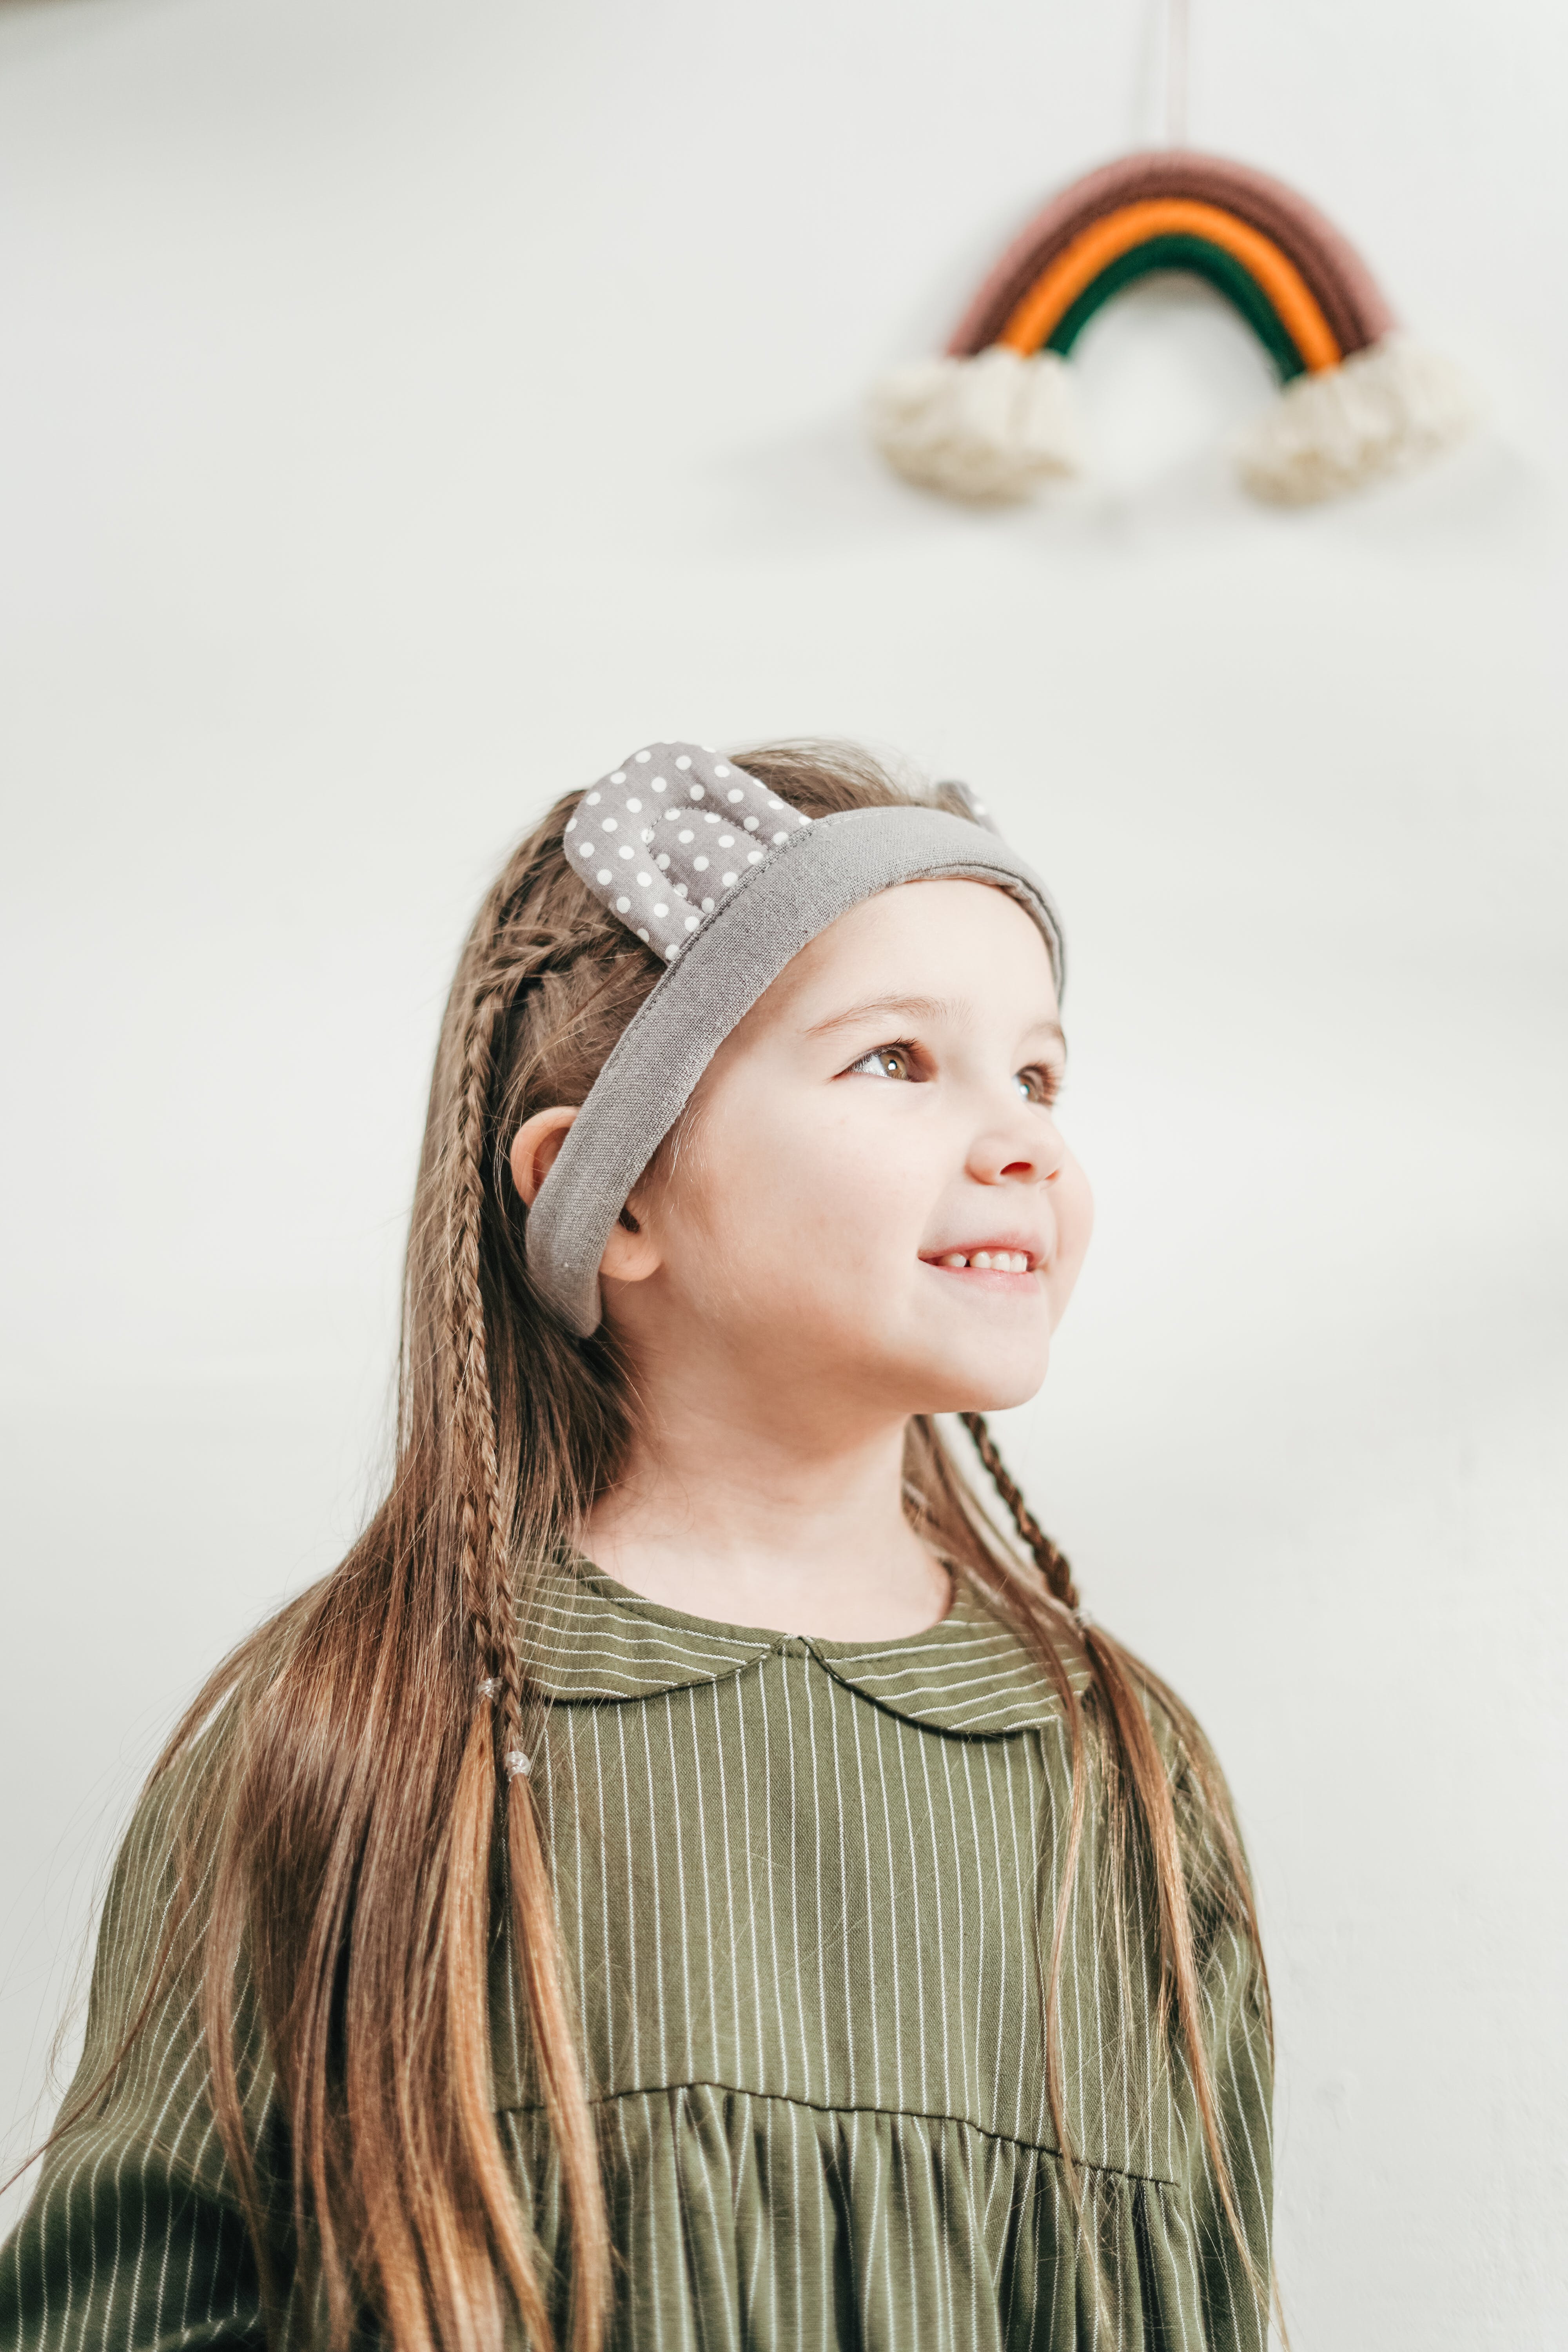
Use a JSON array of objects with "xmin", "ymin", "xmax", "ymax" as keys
[{"xmin": 496, "ymin": 2076, "xmax": 1177, "ymax": 2187}]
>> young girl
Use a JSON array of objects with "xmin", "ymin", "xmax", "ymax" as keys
[{"xmin": 1, "ymin": 741, "xmax": 1274, "ymax": 2352}]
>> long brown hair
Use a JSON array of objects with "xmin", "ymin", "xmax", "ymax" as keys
[{"xmin": 38, "ymin": 742, "xmax": 1269, "ymax": 2349}]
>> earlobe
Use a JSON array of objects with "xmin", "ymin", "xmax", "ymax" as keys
[
  {"xmin": 510, "ymin": 1107, "xmax": 578, "ymax": 1207},
  {"xmin": 599, "ymin": 1191, "xmax": 663, "ymax": 1288}
]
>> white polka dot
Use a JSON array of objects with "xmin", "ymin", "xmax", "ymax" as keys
[
  {"xmin": 743, "ymin": 817, "xmax": 760, "ymax": 831},
  {"xmin": 656, "ymin": 853, "xmax": 671, "ymax": 869},
  {"xmin": 727, "ymin": 788, "xmax": 744, "ymax": 803},
  {"xmin": 635, "ymin": 750, "xmax": 651, "ymax": 763},
  {"xmin": 714, "ymin": 764, "xmax": 731, "ymax": 778},
  {"xmin": 704, "ymin": 811, "xmax": 720, "ymax": 824},
  {"xmin": 664, "ymin": 942, "xmax": 679, "ymax": 960},
  {"xmin": 701, "ymin": 896, "xmax": 715, "ymax": 911},
  {"xmin": 626, "ymin": 798, "xmax": 642, "ymax": 813},
  {"xmin": 689, "ymin": 785, "xmax": 705, "ymax": 800},
  {"xmin": 717, "ymin": 833, "xmax": 734, "ymax": 848},
  {"xmin": 677, "ymin": 828, "xmax": 694, "ymax": 843},
  {"xmin": 637, "ymin": 870, "xmax": 652, "ymax": 886},
  {"xmin": 586, "ymin": 792, "xmax": 601, "ymax": 805},
  {"xmin": 615, "ymin": 895, "xmax": 631, "ymax": 912},
  {"xmin": 609, "ymin": 772, "xmax": 625, "ymax": 786},
  {"xmin": 768, "ymin": 798, "xmax": 781, "ymax": 809},
  {"xmin": 577, "ymin": 840, "xmax": 591, "ymax": 855},
  {"xmin": 653, "ymin": 902, "xmax": 668, "ymax": 916},
  {"xmin": 675, "ymin": 755, "xmax": 691, "ymax": 770},
  {"xmin": 747, "ymin": 850, "xmax": 763, "ymax": 863},
  {"xmin": 674, "ymin": 882, "xmax": 688, "ymax": 899},
  {"xmin": 771, "ymin": 830, "xmax": 788, "ymax": 844},
  {"xmin": 597, "ymin": 868, "xmax": 612, "ymax": 883},
  {"xmin": 693, "ymin": 855, "xmax": 709, "ymax": 871},
  {"xmin": 601, "ymin": 817, "xmax": 617, "ymax": 832},
  {"xmin": 653, "ymin": 778, "xmax": 668, "ymax": 792},
  {"xmin": 797, "ymin": 813, "xmax": 811, "ymax": 825},
  {"xmin": 565, "ymin": 817, "xmax": 576, "ymax": 833},
  {"xmin": 684, "ymin": 915, "xmax": 699, "ymax": 931},
  {"xmin": 721, "ymin": 871, "xmax": 737, "ymax": 886},
  {"xmin": 636, "ymin": 927, "xmax": 649, "ymax": 942},
  {"xmin": 619, "ymin": 844, "xmax": 634, "ymax": 858}
]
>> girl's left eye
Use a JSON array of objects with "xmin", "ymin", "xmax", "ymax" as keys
[
  {"xmin": 1015, "ymin": 1064, "xmax": 1063, "ymax": 1105},
  {"xmin": 847, "ymin": 1044, "xmax": 916, "ymax": 1081}
]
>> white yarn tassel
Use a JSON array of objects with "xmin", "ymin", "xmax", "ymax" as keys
[
  {"xmin": 1235, "ymin": 333, "xmax": 1480, "ymax": 506},
  {"xmin": 869, "ymin": 347, "xmax": 1085, "ymax": 503}
]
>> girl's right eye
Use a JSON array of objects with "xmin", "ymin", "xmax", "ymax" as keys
[{"xmin": 846, "ymin": 1044, "xmax": 916, "ymax": 1081}]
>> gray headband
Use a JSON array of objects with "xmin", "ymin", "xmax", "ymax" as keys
[{"xmin": 525, "ymin": 742, "xmax": 1065, "ymax": 1336}]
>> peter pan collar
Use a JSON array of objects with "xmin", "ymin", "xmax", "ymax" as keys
[{"xmin": 522, "ymin": 1558, "xmax": 1091, "ymax": 1739}]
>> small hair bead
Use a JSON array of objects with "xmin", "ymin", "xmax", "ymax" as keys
[
  {"xmin": 1074, "ymin": 1606, "xmax": 1094, "ymax": 1632},
  {"xmin": 478, "ymin": 1676, "xmax": 498, "ymax": 1699},
  {"xmin": 505, "ymin": 1749, "xmax": 532, "ymax": 1779}
]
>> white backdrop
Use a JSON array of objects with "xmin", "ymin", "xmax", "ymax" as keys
[{"xmin": 2, "ymin": 0, "xmax": 1564, "ymax": 2341}]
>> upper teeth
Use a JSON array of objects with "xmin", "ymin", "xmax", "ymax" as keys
[{"xmin": 938, "ymin": 1250, "xmax": 1031, "ymax": 1273}]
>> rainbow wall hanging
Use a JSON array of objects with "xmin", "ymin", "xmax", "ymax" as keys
[{"xmin": 871, "ymin": 151, "xmax": 1477, "ymax": 506}]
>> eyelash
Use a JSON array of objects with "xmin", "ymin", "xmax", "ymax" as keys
[
  {"xmin": 1018, "ymin": 1063, "xmax": 1063, "ymax": 1107},
  {"xmin": 847, "ymin": 1041, "xmax": 1063, "ymax": 1105}
]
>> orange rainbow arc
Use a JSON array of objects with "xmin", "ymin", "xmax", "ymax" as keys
[
  {"xmin": 995, "ymin": 197, "xmax": 1342, "ymax": 376},
  {"xmin": 949, "ymin": 150, "xmax": 1392, "ymax": 382}
]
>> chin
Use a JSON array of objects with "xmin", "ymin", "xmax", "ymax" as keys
[{"xmin": 913, "ymin": 1341, "xmax": 1052, "ymax": 1418}]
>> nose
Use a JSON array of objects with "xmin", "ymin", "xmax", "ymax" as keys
[{"xmin": 967, "ymin": 1095, "xmax": 1067, "ymax": 1188}]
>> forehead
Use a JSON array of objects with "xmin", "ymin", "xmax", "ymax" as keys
[{"xmin": 749, "ymin": 877, "xmax": 1060, "ymax": 1029}]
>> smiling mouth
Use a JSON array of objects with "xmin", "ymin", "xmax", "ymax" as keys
[{"xmin": 924, "ymin": 1249, "xmax": 1037, "ymax": 1275}]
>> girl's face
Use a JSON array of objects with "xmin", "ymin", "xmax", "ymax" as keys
[{"xmin": 610, "ymin": 877, "xmax": 1094, "ymax": 1425}]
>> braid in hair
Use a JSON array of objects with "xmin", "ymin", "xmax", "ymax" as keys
[
  {"xmin": 445, "ymin": 935, "xmax": 610, "ymax": 2352},
  {"xmin": 959, "ymin": 1411, "xmax": 1082, "ymax": 1617},
  {"xmin": 946, "ymin": 1410, "xmax": 1088, "ymax": 2193},
  {"xmin": 450, "ymin": 986, "xmax": 525, "ymax": 1737},
  {"xmin": 448, "ymin": 909, "xmax": 600, "ymax": 1756},
  {"xmin": 955, "ymin": 1410, "xmax": 1266, "ymax": 2303}
]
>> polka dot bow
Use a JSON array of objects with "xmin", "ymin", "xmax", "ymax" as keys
[{"xmin": 563, "ymin": 742, "xmax": 811, "ymax": 962}]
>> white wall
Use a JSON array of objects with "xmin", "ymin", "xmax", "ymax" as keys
[{"xmin": 2, "ymin": 0, "xmax": 1564, "ymax": 2340}]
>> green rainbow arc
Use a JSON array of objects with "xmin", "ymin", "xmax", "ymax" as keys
[{"xmin": 1044, "ymin": 233, "xmax": 1310, "ymax": 382}]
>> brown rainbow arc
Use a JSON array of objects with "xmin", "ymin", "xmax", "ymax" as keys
[{"xmin": 947, "ymin": 150, "xmax": 1394, "ymax": 382}]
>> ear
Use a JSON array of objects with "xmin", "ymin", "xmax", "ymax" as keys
[
  {"xmin": 510, "ymin": 1106, "xmax": 577, "ymax": 1206},
  {"xmin": 510, "ymin": 1107, "xmax": 664, "ymax": 1290}
]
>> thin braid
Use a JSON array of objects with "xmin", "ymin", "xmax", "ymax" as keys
[
  {"xmin": 445, "ymin": 955, "xmax": 612, "ymax": 2349},
  {"xmin": 449, "ymin": 980, "xmax": 526, "ymax": 1747},
  {"xmin": 958, "ymin": 1411, "xmax": 1265, "ymax": 2302},
  {"xmin": 959, "ymin": 1411, "xmax": 1082, "ymax": 1614},
  {"xmin": 449, "ymin": 911, "xmax": 619, "ymax": 1769}
]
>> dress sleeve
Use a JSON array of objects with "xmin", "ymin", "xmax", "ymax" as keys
[
  {"xmin": 0, "ymin": 1749, "xmax": 287, "ymax": 2352},
  {"xmin": 1187, "ymin": 1913, "xmax": 1275, "ymax": 2350},
  {"xmin": 1138, "ymin": 1692, "xmax": 1276, "ymax": 2350}
]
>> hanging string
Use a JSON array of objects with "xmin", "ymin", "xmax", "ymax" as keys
[{"xmin": 1165, "ymin": 0, "xmax": 1191, "ymax": 147}]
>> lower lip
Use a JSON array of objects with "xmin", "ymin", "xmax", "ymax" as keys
[{"xmin": 921, "ymin": 1260, "xmax": 1041, "ymax": 1290}]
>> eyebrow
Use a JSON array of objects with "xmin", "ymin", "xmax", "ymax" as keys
[{"xmin": 806, "ymin": 992, "xmax": 1066, "ymax": 1051}]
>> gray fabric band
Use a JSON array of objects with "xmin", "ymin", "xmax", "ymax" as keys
[{"xmin": 526, "ymin": 799, "xmax": 1065, "ymax": 1337}]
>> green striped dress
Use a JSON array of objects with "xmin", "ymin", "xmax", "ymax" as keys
[{"xmin": 0, "ymin": 1561, "xmax": 1273, "ymax": 2350}]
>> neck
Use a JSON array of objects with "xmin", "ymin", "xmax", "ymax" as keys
[{"xmin": 582, "ymin": 1367, "xmax": 950, "ymax": 1642}]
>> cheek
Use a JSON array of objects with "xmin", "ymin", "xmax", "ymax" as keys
[
  {"xmin": 1045, "ymin": 1160, "xmax": 1095, "ymax": 1312},
  {"xmin": 677, "ymin": 1085, "xmax": 929, "ymax": 1293}
]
